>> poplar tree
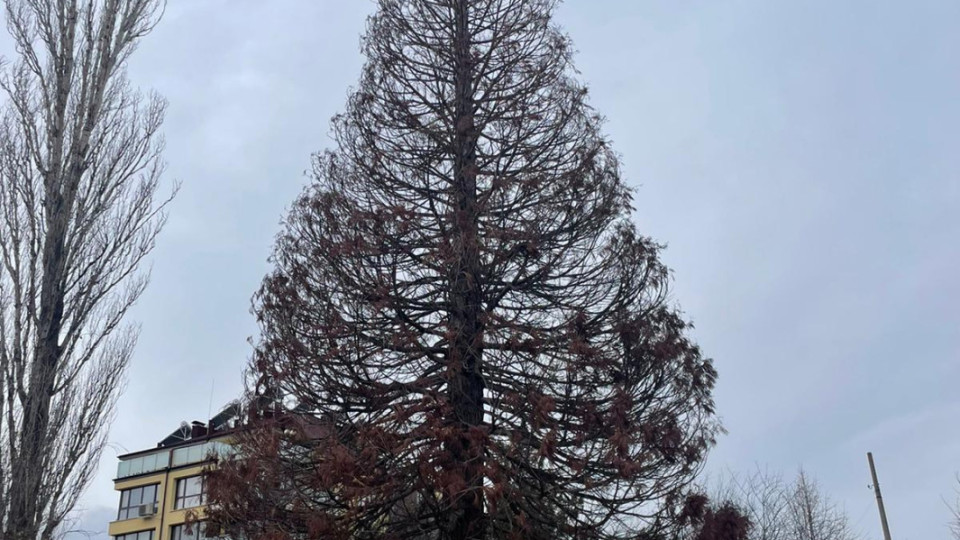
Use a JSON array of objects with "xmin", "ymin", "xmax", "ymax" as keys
[{"xmin": 0, "ymin": 1, "xmax": 170, "ymax": 539}]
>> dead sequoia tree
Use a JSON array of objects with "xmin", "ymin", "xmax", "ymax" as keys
[
  {"xmin": 0, "ymin": 1, "xmax": 170, "ymax": 540},
  {"xmin": 207, "ymin": 1, "xmax": 719, "ymax": 539}
]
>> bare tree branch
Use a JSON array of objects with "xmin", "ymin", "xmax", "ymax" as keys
[
  {"xmin": 949, "ymin": 474, "xmax": 960, "ymax": 540},
  {"xmin": 0, "ymin": 2, "xmax": 171, "ymax": 539},
  {"xmin": 707, "ymin": 468, "xmax": 860, "ymax": 540}
]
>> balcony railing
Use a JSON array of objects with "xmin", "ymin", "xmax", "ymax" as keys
[{"xmin": 117, "ymin": 440, "xmax": 233, "ymax": 479}]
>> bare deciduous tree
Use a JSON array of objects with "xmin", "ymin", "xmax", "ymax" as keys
[
  {"xmin": 708, "ymin": 468, "xmax": 859, "ymax": 540},
  {"xmin": 711, "ymin": 468, "xmax": 789, "ymax": 540},
  {"xmin": 949, "ymin": 474, "xmax": 960, "ymax": 540},
  {"xmin": 0, "ymin": 2, "xmax": 171, "ymax": 540},
  {"xmin": 786, "ymin": 470, "xmax": 857, "ymax": 540},
  {"xmin": 206, "ymin": 1, "xmax": 720, "ymax": 539}
]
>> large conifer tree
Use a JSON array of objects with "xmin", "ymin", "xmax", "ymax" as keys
[{"xmin": 208, "ymin": 1, "xmax": 720, "ymax": 539}]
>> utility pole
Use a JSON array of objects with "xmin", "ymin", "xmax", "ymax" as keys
[{"xmin": 867, "ymin": 452, "xmax": 893, "ymax": 540}]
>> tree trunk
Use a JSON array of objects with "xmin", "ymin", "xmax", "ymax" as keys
[
  {"xmin": 446, "ymin": 1, "xmax": 485, "ymax": 538},
  {"xmin": 9, "ymin": 166, "xmax": 73, "ymax": 540}
]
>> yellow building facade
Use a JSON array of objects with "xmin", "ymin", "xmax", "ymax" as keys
[{"xmin": 107, "ymin": 405, "xmax": 240, "ymax": 540}]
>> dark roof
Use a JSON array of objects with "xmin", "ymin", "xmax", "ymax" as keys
[{"xmin": 117, "ymin": 401, "xmax": 244, "ymax": 459}]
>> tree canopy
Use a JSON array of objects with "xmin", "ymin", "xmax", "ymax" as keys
[{"xmin": 207, "ymin": 1, "xmax": 720, "ymax": 539}]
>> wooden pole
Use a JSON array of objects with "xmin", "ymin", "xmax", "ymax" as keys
[{"xmin": 868, "ymin": 452, "xmax": 893, "ymax": 540}]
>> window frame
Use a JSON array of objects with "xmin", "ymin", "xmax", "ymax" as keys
[
  {"xmin": 117, "ymin": 484, "xmax": 159, "ymax": 521},
  {"xmin": 170, "ymin": 522, "xmax": 217, "ymax": 540},
  {"xmin": 114, "ymin": 529, "xmax": 155, "ymax": 540},
  {"xmin": 173, "ymin": 474, "xmax": 205, "ymax": 510}
]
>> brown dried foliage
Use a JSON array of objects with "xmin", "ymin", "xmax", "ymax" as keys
[
  {"xmin": 207, "ymin": 1, "xmax": 719, "ymax": 539},
  {"xmin": 644, "ymin": 492, "xmax": 750, "ymax": 540}
]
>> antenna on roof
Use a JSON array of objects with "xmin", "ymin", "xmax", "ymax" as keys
[{"xmin": 207, "ymin": 378, "xmax": 215, "ymax": 428}]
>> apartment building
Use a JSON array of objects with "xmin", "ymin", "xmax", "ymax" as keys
[{"xmin": 107, "ymin": 404, "xmax": 241, "ymax": 540}]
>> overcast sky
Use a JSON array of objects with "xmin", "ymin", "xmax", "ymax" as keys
[{"xmin": 46, "ymin": 1, "xmax": 960, "ymax": 539}]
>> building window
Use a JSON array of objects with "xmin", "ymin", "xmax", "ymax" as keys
[
  {"xmin": 115, "ymin": 530, "xmax": 154, "ymax": 540},
  {"xmin": 171, "ymin": 441, "xmax": 233, "ymax": 467},
  {"xmin": 117, "ymin": 451, "xmax": 169, "ymax": 479},
  {"xmin": 174, "ymin": 475, "xmax": 204, "ymax": 509},
  {"xmin": 170, "ymin": 522, "xmax": 217, "ymax": 540},
  {"xmin": 117, "ymin": 484, "xmax": 158, "ymax": 520}
]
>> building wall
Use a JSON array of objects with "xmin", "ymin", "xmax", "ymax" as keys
[
  {"xmin": 107, "ymin": 404, "xmax": 240, "ymax": 540},
  {"xmin": 107, "ymin": 463, "xmax": 209, "ymax": 540}
]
